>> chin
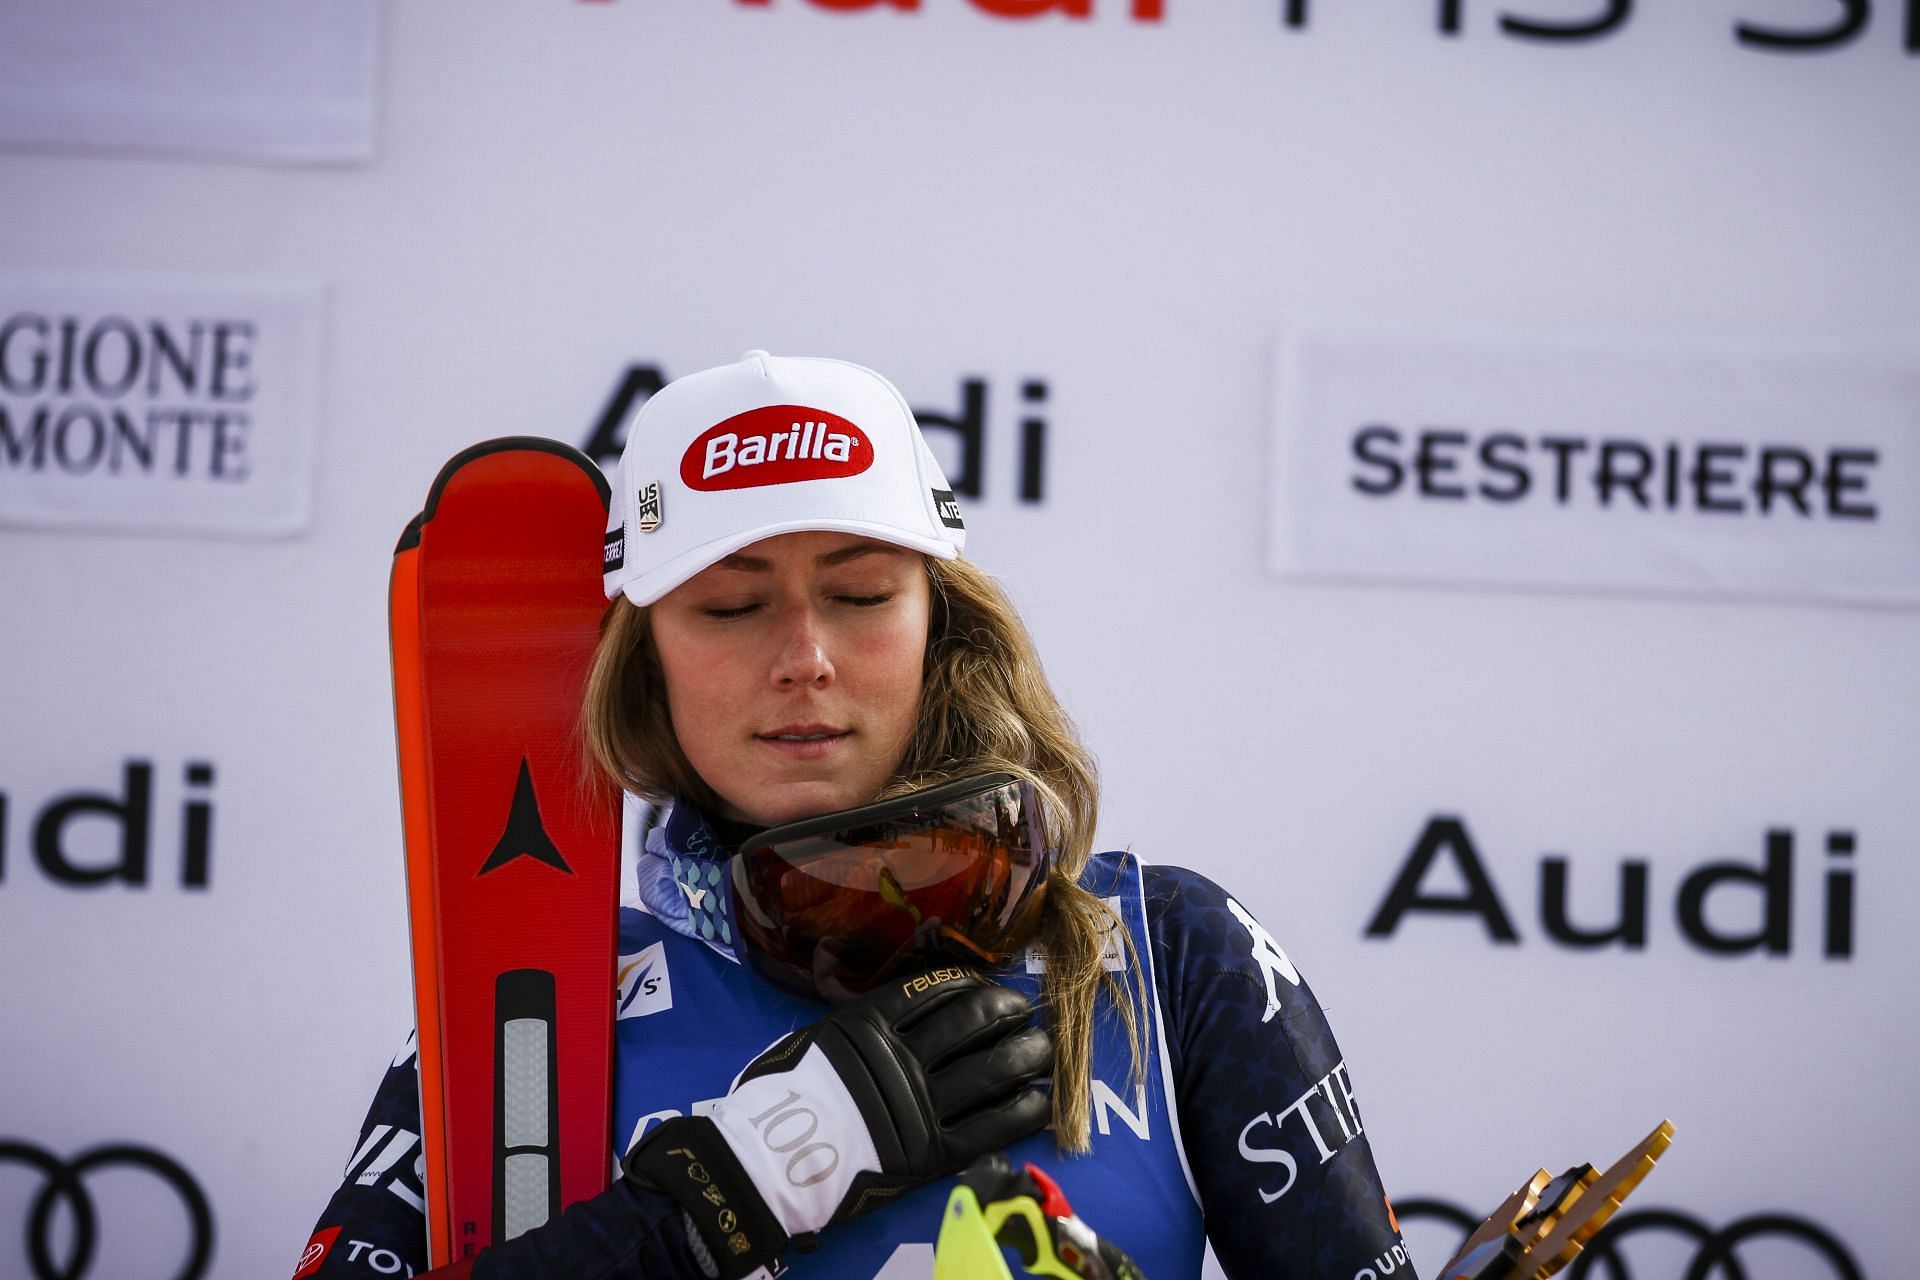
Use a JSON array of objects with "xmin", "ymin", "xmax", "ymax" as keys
[{"xmin": 734, "ymin": 780, "xmax": 877, "ymax": 828}]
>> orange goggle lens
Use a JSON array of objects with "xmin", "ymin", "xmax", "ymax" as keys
[{"xmin": 732, "ymin": 773, "xmax": 1052, "ymax": 1003}]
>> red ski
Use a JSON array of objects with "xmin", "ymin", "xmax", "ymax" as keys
[{"xmin": 389, "ymin": 437, "xmax": 620, "ymax": 1267}]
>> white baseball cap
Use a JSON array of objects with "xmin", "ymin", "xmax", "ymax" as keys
[{"xmin": 603, "ymin": 351, "xmax": 966, "ymax": 606}]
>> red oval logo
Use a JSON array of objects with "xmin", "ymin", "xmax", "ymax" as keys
[
  {"xmin": 680, "ymin": 405, "xmax": 874, "ymax": 492},
  {"xmin": 293, "ymin": 1228, "xmax": 341, "ymax": 1279}
]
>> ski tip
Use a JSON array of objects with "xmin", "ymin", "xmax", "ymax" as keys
[
  {"xmin": 395, "ymin": 512, "xmax": 425, "ymax": 555},
  {"xmin": 419, "ymin": 437, "xmax": 612, "ymax": 527}
]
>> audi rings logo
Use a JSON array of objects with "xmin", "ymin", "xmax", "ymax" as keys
[
  {"xmin": 0, "ymin": 1140, "xmax": 214, "ymax": 1280},
  {"xmin": 1396, "ymin": 1199, "xmax": 1863, "ymax": 1280}
]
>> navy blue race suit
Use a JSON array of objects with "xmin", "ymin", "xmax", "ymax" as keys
[{"xmin": 297, "ymin": 807, "xmax": 1415, "ymax": 1280}]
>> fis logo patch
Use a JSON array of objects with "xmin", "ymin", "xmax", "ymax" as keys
[{"xmin": 616, "ymin": 941, "xmax": 673, "ymax": 1019}]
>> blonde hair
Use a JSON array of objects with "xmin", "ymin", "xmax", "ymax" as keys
[{"xmin": 582, "ymin": 555, "xmax": 1144, "ymax": 1152}]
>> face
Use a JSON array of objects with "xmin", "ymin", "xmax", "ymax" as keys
[{"xmin": 648, "ymin": 531, "xmax": 932, "ymax": 827}]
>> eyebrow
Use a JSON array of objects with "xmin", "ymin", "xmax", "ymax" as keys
[{"xmin": 713, "ymin": 544, "xmax": 908, "ymax": 573}]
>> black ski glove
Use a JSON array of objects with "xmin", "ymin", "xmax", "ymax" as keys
[{"xmin": 622, "ymin": 966, "xmax": 1053, "ymax": 1279}]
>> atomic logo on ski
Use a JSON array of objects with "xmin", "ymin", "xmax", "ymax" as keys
[{"xmin": 478, "ymin": 758, "xmax": 572, "ymax": 876}]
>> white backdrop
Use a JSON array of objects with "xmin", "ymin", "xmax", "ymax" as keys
[{"xmin": 3, "ymin": 3, "xmax": 1916, "ymax": 1278}]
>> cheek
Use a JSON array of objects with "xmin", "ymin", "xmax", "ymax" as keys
[
  {"xmin": 655, "ymin": 661, "xmax": 747, "ymax": 797},
  {"xmin": 651, "ymin": 628, "xmax": 737, "ymax": 743},
  {"xmin": 870, "ymin": 610, "xmax": 931, "ymax": 733}
]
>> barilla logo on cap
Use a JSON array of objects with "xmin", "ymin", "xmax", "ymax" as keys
[{"xmin": 681, "ymin": 404, "xmax": 873, "ymax": 491}]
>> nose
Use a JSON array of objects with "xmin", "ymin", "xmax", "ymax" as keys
[{"xmin": 769, "ymin": 604, "xmax": 833, "ymax": 690}]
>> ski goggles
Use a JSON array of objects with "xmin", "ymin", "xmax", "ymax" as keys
[{"xmin": 731, "ymin": 773, "xmax": 1054, "ymax": 1002}]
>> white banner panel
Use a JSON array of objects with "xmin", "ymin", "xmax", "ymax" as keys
[
  {"xmin": 0, "ymin": 276, "xmax": 323, "ymax": 538},
  {"xmin": 1271, "ymin": 329, "xmax": 1920, "ymax": 606},
  {"xmin": 0, "ymin": 0, "xmax": 378, "ymax": 166},
  {"xmin": 3, "ymin": 5, "xmax": 1916, "ymax": 1279}
]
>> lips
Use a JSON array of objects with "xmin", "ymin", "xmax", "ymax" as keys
[
  {"xmin": 757, "ymin": 723, "xmax": 848, "ymax": 745},
  {"xmin": 754, "ymin": 724, "xmax": 850, "ymax": 762}
]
